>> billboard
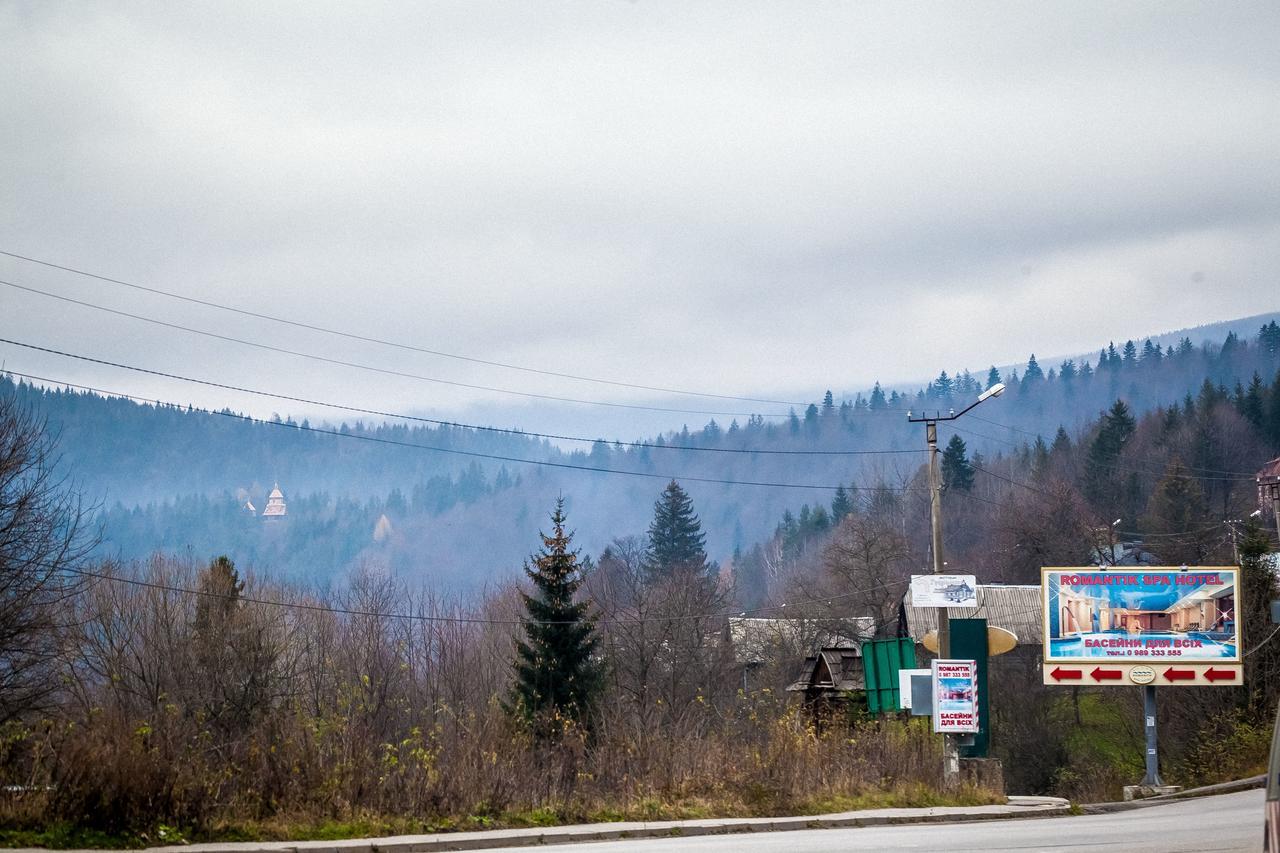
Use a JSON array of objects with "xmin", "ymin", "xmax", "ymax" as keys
[
  {"xmin": 911, "ymin": 574, "xmax": 978, "ymax": 608},
  {"xmin": 932, "ymin": 659, "xmax": 979, "ymax": 733},
  {"xmin": 1042, "ymin": 567, "xmax": 1243, "ymax": 686}
]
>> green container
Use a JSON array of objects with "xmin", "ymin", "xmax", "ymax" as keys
[
  {"xmin": 862, "ymin": 637, "xmax": 917, "ymax": 714},
  {"xmin": 951, "ymin": 617, "xmax": 990, "ymax": 758}
]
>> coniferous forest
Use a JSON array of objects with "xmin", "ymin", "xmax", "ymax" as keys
[{"xmin": 3, "ymin": 319, "xmax": 1278, "ymax": 593}]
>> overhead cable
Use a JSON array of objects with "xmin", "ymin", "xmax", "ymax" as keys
[
  {"xmin": 0, "ymin": 339, "xmax": 924, "ymax": 458},
  {"xmin": 1, "ymin": 369, "xmax": 923, "ymax": 494},
  {"xmin": 0, "ymin": 249, "xmax": 812, "ymax": 407},
  {"xmin": 0, "ymin": 278, "xmax": 787, "ymax": 418}
]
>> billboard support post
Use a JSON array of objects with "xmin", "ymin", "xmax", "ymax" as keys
[{"xmin": 1142, "ymin": 685, "xmax": 1162, "ymax": 786}]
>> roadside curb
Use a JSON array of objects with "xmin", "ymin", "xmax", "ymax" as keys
[
  {"xmin": 21, "ymin": 799, "xmax": 1072, "ymax": 853},
  {"xmin": 1081, "ymin": 774, "xmax": 1265, "ymax": 814}
]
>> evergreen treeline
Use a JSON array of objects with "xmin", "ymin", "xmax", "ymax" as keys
[{"xmin": 4, "ymin": 320, "xmax": 1279, "ymax": 588}]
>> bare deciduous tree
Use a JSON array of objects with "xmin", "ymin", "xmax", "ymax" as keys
[{"xmin": 0, "ymin": 396, "xmax": 94, "ymax": 721}]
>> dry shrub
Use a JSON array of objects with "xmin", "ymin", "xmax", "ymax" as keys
[{"xmin": 1, "ymin": 555, "xmax": 961, "ymax": 837}]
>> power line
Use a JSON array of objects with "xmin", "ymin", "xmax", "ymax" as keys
[
  {"xmin": 0, "ymin": 249, "xmax": 812, "ymax": 408},
  {"xmin": 0, "ymin": 339, "xmax": 925, "ymax": 459},
  {"xmin": 0, "ymin": 278, "xmax": 791, "ymax": 419},
  {"xmin": 62, "ymin": 561, "xmax": 907, "ymax": 628},
  {"xmin": 1, "ymin": 369, "xmax": 924, "ymax": 494}
]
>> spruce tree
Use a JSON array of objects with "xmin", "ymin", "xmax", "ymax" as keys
[
  {"xmin": 1267, "ymin": 370, "xmax": 1280, "ymax": 451},
  {"xmin": 511, "ymin": 499, "xmax": 602, "ymax": 734},
  {"xmin": 1141, "ymin": 460, "xmax": 1212, "ymax": 565},
  {"xmin": 644, "ymin": 480, "xmax": 711, "ymax": 579},
  {"xmin": 1122, "ymin": 340, "xmax": 1138, "ymax": 368},
  {"xmin": 1023, "ymin": 354, "xmax": 1045, "ymax": 385},
  {"xmin": 941, "ymin": 434, "xmax": 975, "ymax": 492},
  {"xmin": 830, "ymin": 485, "xmax": 853, "ymax": 523},
  {"xmin": 868, "ymin": 383, "xmax": 887, "ymax": 411},
  {"xmin": 1083, "ymin": 400, "xmax": 1135, "ymax": 513}
]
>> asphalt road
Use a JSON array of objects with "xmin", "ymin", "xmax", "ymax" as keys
[{"xmin": 469, "ymin": 789, "xmax": 1265, "ymax": 853}]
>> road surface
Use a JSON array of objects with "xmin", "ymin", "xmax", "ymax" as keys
[{"xmin": 468, "ymin": 788, "xmax": 1264, "ymax": 853}]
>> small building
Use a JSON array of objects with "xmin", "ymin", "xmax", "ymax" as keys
[
  {"xmin": 262, "ymin": 483, "xmax": 287, "ymax": 520},
  {"xmin": 726, "ymin": 616, "xmax": 873, "ymax": 699},
  {"xmin": 899, "ymin": 583, "xmax": 1043, "ymax": 660},
  {"xmin": 1092, "ymin": 541, "xmax": 1159, "ymax": 567},
  {"xmin": 1259, "ymin": 456, "xmax": 1280, "ymax": 512},
  {"xmin": 241, "ymin": 500, "xmax": 257, "ymax": 516},
  {"xmin": 727, "ymin": 616, "xmax": 872, "ymax": 667},
  {"xmin": 786, "ymin": 646, "xmax": 866, "ymax": 705}
]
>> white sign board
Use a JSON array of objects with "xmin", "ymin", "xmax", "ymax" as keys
[
  {"xmin": 911, "ymin": 574, "xmax": 978, "ymax": 608},
  {"xmin": 898, "ymin": 668, "xmax": 930, "ymax": 709},
  {"xmin": 932, "ymin": 659, "xmax": 979, "ymax": 733}
]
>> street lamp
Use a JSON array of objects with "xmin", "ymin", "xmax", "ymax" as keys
[{"xmin": 907, "ymin": 381, "xmax": 1004, "ymax": 785}]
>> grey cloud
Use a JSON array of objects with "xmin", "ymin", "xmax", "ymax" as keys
[{"xmin": 2, "ymin": 1, "xmax": 1278, "ymax": 430}]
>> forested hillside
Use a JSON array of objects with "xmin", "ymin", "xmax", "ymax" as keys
[{"xmin": 4, "ymin": 318, "xmax": 1279, "ymax": 590}]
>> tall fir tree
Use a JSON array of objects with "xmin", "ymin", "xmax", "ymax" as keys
[
  {"xmin": 1121, "ymin": 340, "xmax": 1138, "ymax": 368},
  {"xmin": 1140, "ymin": 460, "xmax": 1213, "ymax": 564},
  {"xmin": 644, "ymin": 480, "xmax": 712, "ymax": 579},
  {"xmin": 1267, "ymin": 370, "xmax": 1280, "ymax": 451},
  {"xmin": 511, "ymin": 499, "xmax": 602, "ymax": 734},
  {"xmin": 1083, "ymin": 399, "xmax": 1136, "ymax": 514},
  {"xmin": 1022, "ymin": 354, "xmax": 1045, "ymax": 386},
  {"xmin": 830, "ymin": 485, "xmax": 853, "ymax": 523},
  {"xmin": 868, "ymin": 382, "xmax": 887, "ymax": 411},
  {"xmin": 941, "ymin": 434, "xmax": 975, "ymax": 492}
]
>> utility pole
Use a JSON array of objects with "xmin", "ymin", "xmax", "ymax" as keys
[
  {"xmin": 908, "ymin": 381, "xmax": 1005, "ymax": 787},
  {"xmin": 1259, "ymin": 465, "xmax": 1280, "ymax": 544}
]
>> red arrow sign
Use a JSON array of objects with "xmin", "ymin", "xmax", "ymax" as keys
[
  {"xmin": 1051, "ymin": 667, "xmax": 1082, "ymax": 681},
  {"xmin": 1204, "ymin": 667, "xmax": 1237, "ymax": 683},
  {"xmin": 1163, "ymin": 668, "xmax": 1195, "ymax": 682},
  {"xmin": 1091, "ymin": 667, "xmax": 1123, "ymax": 681}
]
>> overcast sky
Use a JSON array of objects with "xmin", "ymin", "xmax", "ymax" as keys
[{"xmin": 3, "ymin": 2, "xmax": 1279, "ymax": 439}]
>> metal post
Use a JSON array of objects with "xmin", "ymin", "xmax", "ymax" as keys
[{"xmin": 1141, "ymin": 685, "xmax": 1162, "ymax": 786}]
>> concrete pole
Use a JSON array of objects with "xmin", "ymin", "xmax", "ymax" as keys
[
  {"xmin": 928, "ymin": 422, "xmax": 949, "ymax": 654},
  {"xmin": 926, "ymin": 420, "xmax": 959, "ymax": 785},
  {"xmin": 1141, "ymin": 685, "xmax": 1162, "ymax": 786}
]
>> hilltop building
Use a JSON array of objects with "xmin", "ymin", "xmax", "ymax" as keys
[{"xmin": 262, "ymin": 483, "xmax": 287, "ymax": 520}]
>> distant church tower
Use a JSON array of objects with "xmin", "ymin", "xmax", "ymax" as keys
[{"xmin": 262, "ymin": 483, "xmax": 288, "ymax": 520}]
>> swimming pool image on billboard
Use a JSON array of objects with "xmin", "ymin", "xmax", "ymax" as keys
[
  {"xmin": 936, "ymin": 677, "xmax": 974, "ymax": 711},
  {"xmin": 1044, "ymin": 569, "xmax": 1238, "ymax": 662}
]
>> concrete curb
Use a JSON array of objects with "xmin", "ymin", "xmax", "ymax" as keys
[
  {"xmin": 14, "ymin": 798, "xmax": 1072, "ymax": 853},
  {"xmin": 1081, "ymin": 774, "xmax": 1265, "ymax": 814}
]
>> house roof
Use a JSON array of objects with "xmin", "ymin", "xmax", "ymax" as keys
[
  {"xmin": 901, "ymin": 583, "xmax": 1043, "ymax": 646},
  {"xmin": 727, "ymin": 616, "xmax": 874, "ymax": 665},
  {"xmin": 785, "ymin": 647, "xmax": 865, "ymax": 693},
  {"xmin": 1258, "ymin": 456, "xmax": 1280, "ymax": 481}
]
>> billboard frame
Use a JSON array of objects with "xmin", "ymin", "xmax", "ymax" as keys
[{"xmin": 1041, "ymin": 566, "xmax": 1241, "ymax": 666}]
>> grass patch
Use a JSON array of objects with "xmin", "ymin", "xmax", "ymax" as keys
[{"xmin": 0, "ymin": 784, "xmax": 1004, "ymax": 848}]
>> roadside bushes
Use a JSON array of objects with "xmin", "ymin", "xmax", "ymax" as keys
[{"xmin": 0, "ymin": 554, "xmax": 954, "ymax": 839}]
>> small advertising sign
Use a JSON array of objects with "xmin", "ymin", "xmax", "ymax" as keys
[
  {"xmin": 931, "ymin": 659, "xmax": 979, "ymax": 733},
  {"xmin": 911, "ymin": 574, "xmax": 978, "ymax": 608},
  {"xmin": 1042, "ymin": 567, "xmax": 1243, "ymax": 687}
]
